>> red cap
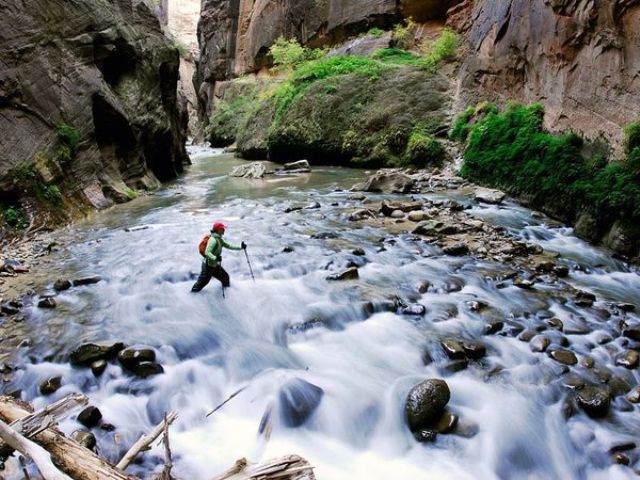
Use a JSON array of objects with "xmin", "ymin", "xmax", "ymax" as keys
[{"xmin": 212, "ymin": 222, "xmax": 227, "ymax": 233}]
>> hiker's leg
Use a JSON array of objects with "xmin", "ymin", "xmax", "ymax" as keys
[
  {"xmin": 191, "ymin": 263, "xmax": 213, "ymax": 291},
  {"xmin": 213, "ymin": 265, "xmax": 231, "ymax": 288}
]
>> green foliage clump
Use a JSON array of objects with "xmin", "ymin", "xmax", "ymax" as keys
[
  {"xmin": 624, "ymin": 120, "xmax": 640, "ymax": 153},
  {"xmin": 450, "ymin": 102, "xmax": 498, "ymax": 141},
  {"xmin": 403, "ymin": 128, "xmax": 445, "ymax": 167},
  {"xmin": 3, "ymin": 206, "xmax": 28, "ymax": 228},
  {"xmin": 372, "ymin": 48, "xmax": 423, "ymax": 66},
  {"xmin": 126, "ymin": 188, "xmax": 138, "ymax": 200},
  {"xmin": 367, "ymin": 27, "xmax": 386, "ymax": 37},
  {"xmin": 9, "ymin": 164, "xmax": 62, "ymax": 205},
  {"xmin": 56, "ymin": 123, "xmax": 80, "ymax": 165},
  {"xmin": 269, "ymin": 37, "xmax": 327, "ymax": 72},
  {"xmin": 273, "ymin": 56, "xmax": 381, "ymax": 119},
  {"xmin": 173, "ymin": 39, "xmax": 190, "ymax": 59},
  {"xmin": 419, "ymin": 28, "xmax": 459, "ymax": 71},
  {"xmin": 459, "ymin": 103, "xmax": 640, "ymax": 224},
  {"xmin": 391, "ymin": 18, "xmax": 417, "ymax": 49}
]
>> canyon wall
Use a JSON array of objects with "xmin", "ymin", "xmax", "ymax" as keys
[{"xmin": 0, "ymin": 0, "xmax": 189, "ymax": 217}]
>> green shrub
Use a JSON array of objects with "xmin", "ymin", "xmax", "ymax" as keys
[
  {"xmin": 173, "ymin": 39, "xmax": 190, "ymax": 59},
  {"xmin": 269, "ymin": 37, "xmax": 326, "ymax": 72},
  {"xmin": 403, "ymin": 128, "xmax": 445, "ymax": 167},
  {"xmin": 624, "ymin": 120, "xmax": 640, "ymax": 153},
  {"xmin": 459, "ymin": 103, "xmax": 640, "ymax": 224},
  {"xmin": 391, "ymin": 18, "xmax": 417, "ymax": 49},
  {"xmin": 419, "ymin": 29, "xmax": 459, "ymax": 71},
  {"xmin": 56, "ymin": 123, "xmax": 80, "ymax": 165},
  {"xmin": 4, "ymin": 206, "xmax": 28, "ymax": 228},
  {"xmin": 372, "ymin": 48, "xmax": 423, "ymax": 66},
  {"xmin": 368, "ymin": 27, "xmax": 386, "ymax": 37},
  {"xmin": 126, "ymin": 188, "xmax": 138, "ymax": 200},
  {"xmin": 449, "ymin": 107, "xmax": 475, "ymax": 141}
]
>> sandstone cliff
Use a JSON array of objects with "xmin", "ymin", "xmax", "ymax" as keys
[
  {"xmin": 451, "ymin": 0, "xmax": 640, "ymax": 154},
  {"xmin": 0, "ymin": 0, "xmax": 188, "ymax": 224}
]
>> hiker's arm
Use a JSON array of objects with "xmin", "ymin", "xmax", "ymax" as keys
[
  {"xmin": 221, "ymin": 238, "xmax": 242, "ymax": 251},
  {"xmin": 204, "ymin": 237, "xmax": 219, "ymax": 264}
]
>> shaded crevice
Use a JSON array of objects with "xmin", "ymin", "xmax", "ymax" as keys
[{"xmin": 93, "ymin": 36, "xmax": 138, "ymax": 86}]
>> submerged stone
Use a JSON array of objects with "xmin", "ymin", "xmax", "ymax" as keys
[{"xmin": 278, "ymin": 378, "xmax": 324, "ymax": 428}]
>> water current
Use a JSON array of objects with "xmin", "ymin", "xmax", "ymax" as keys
[{"xmin": 5, "ymin": 147, "xmax": 640, "ymax": 479}]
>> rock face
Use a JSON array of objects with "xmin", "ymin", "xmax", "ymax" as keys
[
  {"xmin": 0, "ymin": 0, "xmax": 189, "ymax": 219},
  {"xmin": 451, "ymin": 0, "xmax": 640, "ymax": 153}
]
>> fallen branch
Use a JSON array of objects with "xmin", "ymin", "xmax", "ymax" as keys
[
  {"xmin": 211, "ymin": 455, "xmax": 315, "ymax": 480},
  {"xmin": 158, "ymin": 414, "xmax": 174, "ymax": 480},
  {"xmin": 116, "ymin": 411, "xmax": 178, "ymax": 471},
  {"xmin": 0, "ymin": 418, "xmax": 71, "ymax": 480},
  {"xmin": 0, "ymin": 396, "xmax": 132, "ymax": 480},
  {"xmin": 206, "ymin": 386, "xmax": 248, "ymax": 417}
]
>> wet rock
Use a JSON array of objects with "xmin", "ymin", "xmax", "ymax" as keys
[
  {"xmin": 613, "ymin": 453, "xmax": 630, "ymax": 466},
  {"xmin": 561, "ymin": 374, "xmax": 586, "ymax": 390},
  {"xmin": 352, "ymin": 171, "xmax": 415, "ymax": 194},
  {"xmin": 278, "ymin": 378, "xmax": 324, "ymax": 427},
  {"xmin": 77, "ymin": 406, "xmax": 102, "ymax": 428},
  {"xmin": 348, "ymin": 209, "xmax": 376, "ymax": 221},
  {"xmin": 401, "ymin": 304, "xmax": 426, "ymax": 316},
  {"xmin": 461, "ymin": 340, "xmax": 486, "ymax": 359},
  {"xmin": 405, "ymin": 379, "xmax": 450, "ymax": 431},
  {"xmin": 72, "ymin": 276, "xmax": 102, "ymax": 287},
  {"xmin": 283, "ymin": 246, "xmax": 295, "ymax": 253},
  {"xmin": 575, "ymin": 290, "xmax": 596, "ymax": 307},
  {"xmin": 441, "ymin": 338, "xmax": 466, "ymax": 360},
  {"xmin": 545, "ymin": 318, "xmax": 563, "ymax": 330},
  {"xmin": 282, "ymin": 159, "xmax": 311, "ymax": 172},
  {"xmin": 616, "ymin": 303, "xmax": 635, "ymax": 312},
  {"xmin": 484, "ymin": 320, "xmax": 504, "ymax": 335},
  {"xmin": 53, "ymin": 279, "xmax": 72, "ymax": 291},
  {"xmin": 229, "ymin": 162, "xmax": 267, "ymax": 179},
  {"xmin": 443, "ymin": 243, "xmax": 469, "ymax": 256},
  {"xmin": 408, "ymin": 211, "xmax": 428, "ymax": 222},
  {"xmin": 440, "ymin": 360, "xmax": 469, "ymax": 374},
  {"xmin": 413, "ymin": 429, "xmax": 438, "ymax": 442},
  {"xmin": 518, "ymin": 329, "xmax": 537, "ymax": 342},
  {"xmin": 390, "ymin": 210, "xmax": 405, "ymax": 219},
  {"xmin": 530, "ymin": 336, "xmax": 551, "ymax": 353},
  {"xmin": 71, "ymin": 430, "xmax": 97, "ymax": 450},
  {"xmin": 37, "ymin": 297, "xmax": 57, "ymax": 309},
  {"xmin": 91, "ymin": 360, "xmax": 107, "ymax": 377},
  {"xmin": 576, "ymin": 386, "xmax": 610, "ymax": 418},
  {"xmin": 622, "ymin": 328, "xmax": 640, "ymax": 342},
  {"xmin": 548, "ymin": 348, "xmax": 578, "ymax": 365},
  {"xmin": 616, "ymin": 350, "xmax": 639, "ymax": 369},
  {"xmin": 326, "ymin": 267, "xmax": 359, "ymax": 281},
  {"xmin": 304, "ymin": 202, "xmax": 321, "ymax": 210},
  {"xmin": 474, "ymin": 188, "xmax": 506, "ymax": 204},
  {"xmin": 412, "ymin": 220, "xmax": 443, "ymax": 236},
  {"xmin": 70, "ymin": 342, "xmax": 125, "ymax": 367},
  {"xmin": 608, "ymin": 442, "xmax": 636, "ymax": 454},
  {"xmin": 118, "ymin": 347, "xmax": 156, "ymax": 370},
  {"xmin": 580, "ymin": 356, "xmax": 595, "ymax": 369},
  {"xmin": 128, "ymin": 361, "xmax": 164, "ymax": 378},
  {"xmin": 100, "ymin": 423, "xmax": 116, "ymax": 432},
  {"xmin": 39, "ymin": 376, "xmax": 62, "ymax": 395},
  {"xmin": 380, "ymin": 200, "xmax": 422, "ymax": 216},
  {"xmin": 348, "ymin": 193, "xmax": 366, "ymax": 201},
  {"xmin": 627, "ymin": 387, "xmax": 640, "ymax": 403},
  {"xmin": 553, "ymin": 265, "xmax": 570, "ymax": 278},
  {"xmin": 434, "ymin": 411, "xmax": 459, "ymax": 434},
  {"xmin": 352, "ymin": 248, "xmax": 366, "ymax": 256},
  {"xmin": 1, "ymin": 303, "xmax": 19, "ymax": 315},
  {"xmin": 514, "ymin": 277, "xmax": 535, "ymax": 289}
]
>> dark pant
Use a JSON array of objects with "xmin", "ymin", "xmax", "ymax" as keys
[{"xmin": 191, "ymin": 262, "xmax": 230, "ymax": 292}]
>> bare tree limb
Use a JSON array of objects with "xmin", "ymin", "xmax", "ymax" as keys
[{"xmin": 116, "ymin": 411, "xmax": 178, "ymax": 471}]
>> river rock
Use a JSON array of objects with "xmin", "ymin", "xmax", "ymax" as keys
[
  {"xmin": 278, "ymin": 378, "xmax": 324, "ymax": 427},
  {"xmin": 441, "ymin": 338, "xmax": 466, "ymax": 360},
  {"xmin": 616, "ymin": 303, "xmax": 635, "ymax": 312},
  {"xmin": 627, "ymin": 387, "xmax": 640, "ymax": 403},
  {"xmin": 352, "ymin": 248, "xmax": 366, "ymax": 256},
  {"xmin": 613, "ymin": 453, "xmax": 630, "ymax": 465},
  {"xmin": 128, "ymin": 361, "xmax": 164, "ymax": 378},
  {"xmin": 72, "ymin": 276, "xmax": 102, "ymax": 287},
  {"xmin": 326, "ymin": 267, "xmax": 359, "ymax": 281},
  {"xmin": 283, "ymin": 159, "xmax": 311, "ymax": 172},
  {"xmin": 118, "ymin": 347, "xmax": 156, "ymax": 370},
  {"xmin": 514, "ymin": 277, "xmax": 536, "ymax": 289},
  {"xmin": 1, "ymin": 303, "xmax": 19, "ymax": 315},
  {"xmin": 484, "ymin": 320, "xmax": 504, "ymax": 335},
  {"xmin": 53, "ymin": 279, "xmax": 72, "ymax": 291},
  {"xmin": 401, "ymin": 304, "xmax": 426, "ymax": 316},
  {"xmin": 390, "ymin": 210, "xmax": 405, "ymax": 219},
  {"xmin": 576, "ymin": 386, "xmax": 610, "ymax": 418},
  {"xmin": 352, "ymin": 171, "xmax": 415, "ymax": 194},
  {"xmin": 380, "ymin": 200, "xmax": 422, "ymax": 216},
  {"xmin": 413, "ymin": 429, "xmax": 438, "ymax": 442},
  {"xmin": 348, "ymin": 193, "xmax": 366, "ymax": 201},
  {"xmin": 461, "ymin": 340, "xmax": 486, "ymax": 359},
  {"xmin": 474, "ymin": 188, "xmax": 506, "ymax": 204},
  {"xmin": 622, "ymin": 328, "xmax": 640, "ymax": 342},
  {"xmin": 77, "ymin": 406, "xmax": 102, "ymax": 428},
  {"xmin": 405, "ymin": 379, "xmax": 451, "ymax": 431},
  {"xmin": 554, "ymin": 265, "xmax": 570, "ymax": 278},
  {"xmin": 443, "ymin": 242, "xmax": 469, "ymax": 256},
  {"xmin": 70, "ymin": 342, "xmax": 125, "ymax": 367},
  {"xmin": 348, "ymin": 209, "xmax": 375, "ymax": 221},
  {"xmin": 37, "ymin": 297, "xmax": 57, "ymax": 309},
  {"xmin": 434, "ymin": 411, "xmax": 459, "ymax": 434},
  {"xmin": 575, "ymin": 290, "xmax": 596, "ymax": 307},
  {"xmin": 39, "ymin": 376, "xmax": 62, "ymax": 395},
  {"xmin": 616, "ymin": 350, "xmax": 639, "ymax": 369},
  {"xmin": 548, "ymin": 348, "xmax": 578, "ymax": 365},
  {"xmin": 71, "ymin": 430, "xmax": 97, "ymax": 450},
  {"xmin": 91, "ymin": 360, "xmax": 107, "ymax": 377},
  {"xmin": 412, "ymin": 220, "xmax": 443, "ymax": 236},
  {"xmin": 530, "ymin": 336, "xmax": 551, "ymax": 353},
  {"xmin": 545, "ymin": 318, "xmax": 563, "ymax": 330},
  {"xmin": 407, "ymin": 211, "xmax": 428, "ymax": 222},
  {"xmin": 229, "ymin": 162, "xmax": 267, "ymax": 179}
]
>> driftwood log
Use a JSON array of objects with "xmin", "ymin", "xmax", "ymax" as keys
[
  {"xmin": 0, "ymin": 396, "xmax": 133, "ymax": 480},
  {"xmin": 116, "ymin": 411, "xmax": 177, "ymax": 471},
  {"xmin": 211, "ymin": 455, "xmax": 315, "ymax": 480}
]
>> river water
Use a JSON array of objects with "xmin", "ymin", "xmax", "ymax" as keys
[{"xmin": 4, "ymin": 147, "xmax": 640, "ymax": 479}]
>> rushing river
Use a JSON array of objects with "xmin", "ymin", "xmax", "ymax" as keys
[{"xmin": 4, "ymin": 147, "xmax": 640, "ymax": 479}]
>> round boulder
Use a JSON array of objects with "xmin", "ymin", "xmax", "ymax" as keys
[
  {"xmin": 405, "ymin": 379, "xmax": 451, "ymax": 431},
  {"xmin": 576, "ymin": 386, "xmax": 610, "ymax": 418}
]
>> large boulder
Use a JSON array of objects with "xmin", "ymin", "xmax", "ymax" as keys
[
  {"xmin": 405, "ymin": 379, "xmax": 451, "ymax": 431},
  {"xmin": 229, "ymin": 162, "xmax": 267, "ymax": 179},
  {"xmin": 353, "ymin": 171, "xmax": 415, "ymax": 194},
  {"xmin": 474, "ymin": 188, "xmax": 506, "ymax": 205},
  {"xmin": 278, "ymin": 378, "xmax": 324, "ymax": 427},
  {"xmin": 69, "ymin": 342, "xmax": 126, "ymax": 367}
]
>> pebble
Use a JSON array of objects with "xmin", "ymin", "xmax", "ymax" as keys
[
  {"xmin": 78, "ymin": 406, "xmax": 102, "ymax": 428},
  {"xmin": 37, "ymin": 297, "xmax": 57, "ymax": 309},
  {"xmin": 530, "ymin": 336, "xmax": 551, "ymax": 353},
  {"xmin": 616, "ymin": 350, "xmax": 639, "ymax": 369},
  {"xmin": 54, "ymin": 279, "xmax": 72, "ymax": 291},
  {"xmin": 71, "ymin": 430, "xmax": 97, "ymax": 450},
  {"xmin": 326, "ymin": 267, "xmax": 359, "ymax": 281},
  {"xmin": 39, "ymin": 376, "xmax": 62, "ymax": 395},
  {"xmin": 576, "ymin": 386, "xmax": 610, "ymax": 418},
  {"xmin": 441, "ymin": 338, "xmax": 466, "ymax": 360},
  {"xmin": 548, "ymin": 348, "xmax": 578, "ymax": 365}
]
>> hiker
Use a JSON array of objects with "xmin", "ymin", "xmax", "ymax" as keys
[{"xmin": 191, "ymin": 222, "xmax": 246, "ymax": 292}]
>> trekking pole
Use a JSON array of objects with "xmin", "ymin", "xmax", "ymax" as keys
[{"xmin": 244, "ymin": 249, "xmax": 256, "ymax": 282}]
